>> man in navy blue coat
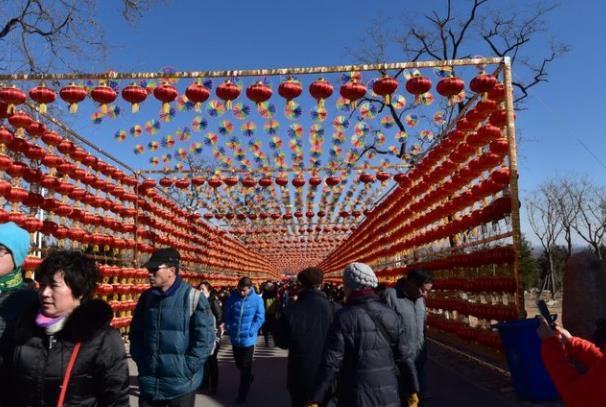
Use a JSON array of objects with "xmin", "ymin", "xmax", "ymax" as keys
[
  {"xmin": 130, "ymin": 248, "xmax": 215, "ymax": 407},
  {"xmin": 224, "ymin": 277, "xmax": 265, "ymax": 404}
]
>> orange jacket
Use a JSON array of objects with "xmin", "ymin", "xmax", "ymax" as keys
[{"xmin": 541, "ymin": 336, "xmax": 606, "ymax": 407}]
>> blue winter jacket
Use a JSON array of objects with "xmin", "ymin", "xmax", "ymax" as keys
[
  {"xmin": 129, "ymin": 277, "xmax": 215, "ymax": 400},
  {"xmin": 224, "ymin": 289, "xmax": 265, "ymax": 347}
]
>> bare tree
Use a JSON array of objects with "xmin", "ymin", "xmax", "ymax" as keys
[
  {"xmin": 566, "ymin": 179, "xmax": 606, "ymax": 260},
  {"xmin": 526, "ymin": 189, "xmax": 563, "ymax": 297},
  {"xmin": 0, "ymin": 0, "xmax": 160, "ymax": 74},
  {"xmin": 543, "ymin": 178, "xmax": 579, "ymax": 259},
  {"xmin": 349, "ymin": 0, "xmax": 568, "ymax": 162}
]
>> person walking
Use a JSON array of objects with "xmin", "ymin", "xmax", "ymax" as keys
[
  {"xmin": 130, "ymin": 247, "xmax": 215, "ymax": 407},
  {"xmin": 308, "ymin": 262, "xmax": 419, "ymax": 407},
  {"xmin": 383, "ymin": 269, "xmax": 433, "ymax": 404},
  {"xmin": 223, "ymin": 276, "xmax": 265, "ymax": 404},
  {"xmin": 198, "ymin": 281, "xmax": 223, "ymax": 395},
  {"xmin": 274, "ymin": 267, "xmax": 338, "ymax": 407},
  {"xmin": 0, "ymin": 222, "xmax": 38, "ymax": 406},
  {"xmin": 10, "ymin": 250, "xmax": 129, "ymax": 406}
]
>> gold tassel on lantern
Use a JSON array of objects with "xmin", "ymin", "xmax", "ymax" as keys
[
  {"xmin": 132, "ymin": 103, "xmax": 140, "ymax": 113},
  {"xmin": 38, "ymin": 103, "xmax": 47, "ymax": 114},
  {"xmin": 69, "ymin": 103, "xmax": 78, "ymax": 113},
  {"xmin": 162, "ymin": 102, "xmax": 170, "ymax": 114},
  {"xmin": 100, "ymin": 103, "xmax": 108, "ymax": 114}
]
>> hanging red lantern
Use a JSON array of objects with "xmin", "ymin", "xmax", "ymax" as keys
[
  {"xmin": 359, "ymin": 173, "xmax": 375, "ymax": 184},
  {"xmin": 477, "ymin": 124, "xmax": 502, "ymax": 144},
  {"xmin": 41, "ymin": 131, "xmax": 63, "ymax": 147},
  {"xmin": 476, "ymin": 99, "xmax": 498, "ymax": 114},
  {"xmin": 489, "ymin": 110, "xmax": 508, "ymax": 128},
  {"xmin": 258, "ymin": 176, "xmax": 273, "ymax": 188},
  {"xmin": 488, "ymin": 83, "xmax": 506, "ymax": 103},
  {"xmin": 470, "ymin": 73, "xmax": 497, "ymax": 94},
  {"xmin": 29, "ymin": 84, "xmax": 56, "ymax": 114},
  {"xmin": 436, "ymin": 76, "xmax": 465, "ymax": 102},
  {"xmin": 216, "ymin": 80, "xmax": 240, "ymax": 109},
  {"xmin": 153, "ymin": 82, "xmax": 178, "ymax": 114},
  {"xmin": 406, "ymin": 75, "xmax": 432, "ymax": 103},
  {"xmin": 26, "ymin": 121, "xmax": 46, "ymax": 138},
  {"xmin": 90, "ymin": 83, "xmax": 117, "ymax": 113},
  {"xmin": 0, "ymin": 86, "xmax": 26, "ymax": 114},
  {"xmin": 278, "ymin": 78, "xmax": 302, "ymax": 103},
  {"xmin": 185, "ymin": 81, "xmax": 210, "ymax": 111},
  {"xmin": 309, "ymin": 78, "xmax": 333, "ymax": 107},
  {"xmin": 223, "ymin": 176, "xmax": 238, "ymax": 187},
  {"xmin": 372, "ymin": 76, "xmax": 398, "ymax": 104},
  {"xmin": 159, "ymin": 177, "xmax": 174, "ymax": 188},
  {"xmin": 325, "ymin": 176, "xmax": 341, "ymax": 186},
  {"xmin": 175, "ymin": 178, "xmax": 190, "ymax": 189},
  {"xmin": 59, "ymin": 83, "xmax": 87, "ymax": 113},
  {"xmin": 246, "ymin": 81, "xmax": 272, "ymax": 106},
  {"xmin": 121, "ymin": 83, "xmax": 148, "ymax": 113},
  {"xmin": 489, "ymin": 137, "xmax": 509, "ymax": 156},
  {"xmin": 275, "ymin": 176, "xmax": 289, "ymax": 187},
  {"xmin": 309, "ymin": 175, "xmax": 322, "ymax": 186},
  {"xmin": 208, "ymin": 177, "xmax": 223, "ymax": 188},
  {"xmin": 8, "ymin": 111, "xmax": 33, "ymax": 137},
  {"xmin": 191, "ymin": 176, "xmax": 205, "ymax": 187},
  {"xmin": 0, "ymin": 102, "xmax": 8, "ymax": 119},
  {"xmin": 376, "ymin": 172, "xmax": 390, "ymax": 182},
  {"xmin": 292, "ymin": 176, "xmax": 305, "ymax": 188},
  {"xmin": 340, "ymin": 80, "xmax": 367, "ymax": 108}
]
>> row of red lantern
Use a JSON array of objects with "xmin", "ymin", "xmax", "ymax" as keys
[
  {"xmin": 426, "ymin": 298, "xmax": 518, "ymax": 321},
  {"xmin": 155, "ymin": 173, "xmax": 345, "ymax": 190},
  {"xmin": 0, "ymin": 73, "xmax": 498, "ymax": 116},
  {"xmin": 431, "ymin": 277, "xmax": 517, "ymax": 293},
  {"xmin": 427, "ymin": 315, "xmax": 503, "ymax": 350}
]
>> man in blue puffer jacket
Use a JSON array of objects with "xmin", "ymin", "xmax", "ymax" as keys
[
  {"xmin": 224, "ymin": 277, "xmax": 265, "ymax": 404},
  {"xmin": 130, "ymin": 248, "xmax": 215, "ymax": 407}
]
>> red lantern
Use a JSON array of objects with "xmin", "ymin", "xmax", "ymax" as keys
[
  {"xmin": 246, "ymin": 81, "xmax": 272, "ymax": 106},
  {"xmin": 309, "ymin": 175, "xmax": 322, "ymax": 187},
  {"xmin": 0, "ymin": 86, "xmax": 26, "ymax": 114},
  {"xmin": 159, "ymin": 177, "xmax": 174, "ymax": 188},
  {"xmin": 470, "ymin": 73, "xmax": 497, "ymax": 94},
  {"xmin": 216, "ymin": 80, "xmax": 240, "ymax": 109},
  {"xmin": 309, "ymin": 78, "xmax": 333, "ymax": 107},
  {"xmin": 121, "ymin": 83, "xmax": 148, "ymax": 113},
  {"xmin": 59, "ymin": 83, "xmax": 87, "ymax": 113},
  {"xmin": 376, "ymin": 172, "xmax": 390, "ymax": 182},
  {"xmin": 0, "ymin": 102, "xmax": 8, "ymax": 119},
  {"xmin": 325, "ymin": 176, "xmax": 341, "ymax": 186},
  {"xmin": 185, "ymin": 81, "xmax": 210, "ymax": 111},
  {"xmin": 191, "ymin": 176, "xmax": 205, "ymax": 187},
  {"xmin": 153, "ymin": 82, "xmax": 178, "ymax": 114},
  {"xmin": 292, "ymin": 177, "xmax": 305, "ymax": 188},
  {"xmin": 175, "ymin": 178, "xmax": 190, "ymax": 189},
  {"xmin": 223, "ymin": 176, "xmax": 238, "ymax": 187},
  {"xmin": 340, "ymin": 80, "xmax": 367, "ymax": 107},
  {"xmin": 41, "ymin": 131, "xmax": 63, "ymax": 146},
  {"xmin": 489, "ymin": 110, "xmax": 508, "ymax": 128},
  {"xmin": 436, "ymin": 77, "xmax": 465, "ymax": 102},
  {"xmin": 208, "ymin": 177, "xmax": 223, "ymax": 188},
  {"xmin": 241, "ymin": 177, "xmax": 256, "ymax": 188},
  {"xmin": 406, "ymin": 75, "xmax": 432, "ymax": 101},
  {"xmin": 487, "ymin": 83, "xmax": 506, "ymax": 102},
  {"xmin": 29, "ymin": 85, "xmax": 56, "ymax": 114},
  {"xmin": 477, "ymin": 124, "xmax": 502, "ymax": 145},
  {"xmin": 372, "ymin": 76, "xmax": 398, "ymax": 104},
  {"xmin": 258, "ymin": 177, "xmax": 273, "ymax": 188},
  {"xmin": 359, "ymin": 173, "xmax": 375, "ymax": 184},
  {"xmin": 489, "ymin": 137, "xmax": 509, "ymax": 157},
  {"xmin": 26, "ymin": 121, "xmax": 46, "ymax": 137},
  {"xmin": 90, "ymin": 84, "xmax": 117, "ymax": 113},
  {"xmin": 275, "ymin": 176, "xmax": 289, "ymax": 187},
  {"xmin": 8, "ymin": 111, "xmax": 33, "ymax": 137},
  {"xmin": 278, "ymin": 78, "xmax": 302, "ymax": 102}
]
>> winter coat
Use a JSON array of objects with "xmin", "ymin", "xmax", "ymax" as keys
[
  {"xmin": 274, "ymin": 289, "xmax": 338, "ymax": 400},
  {"xmin": 312, "ymin": 291, "xmax": 418, "ymax": 407},
  {"xmin": 129, "ymin": 277, "xmax": 215, "ymax": 401},
  {"xmin": 208, "ymin": 293, "xmax": 223, "ymax": 329},
  {"xmin": 0, "ymin": 288, "xmax": 38, "ymax": 368},
  {"xmin": 224, "ymin": 289, "xmax": 265, "ymax": 347},
  {"xmin": 383, "ymin": 287, "xmax": 427, "ymax": 358},
  {"xmin": 9, "ymin": 299, "xmax": 129, "ymax": 407},
  {"xmin": 541, "ymin": 335, "xmax": 606, "ymax": 407}
]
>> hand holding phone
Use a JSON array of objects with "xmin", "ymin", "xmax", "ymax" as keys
[{"xmin": 537, "ymin": 300, "xmax": 557, "ymax": 328}]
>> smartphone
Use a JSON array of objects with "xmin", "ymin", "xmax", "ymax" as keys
[{"xmin": 537, "ymin": 299, "xmax": 557, "ymax": 328}]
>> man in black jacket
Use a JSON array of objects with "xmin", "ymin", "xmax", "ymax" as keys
[
  {"xmin": 308, "ymin": 262, "xmax": 419, "ymax": 407},
  {"xmin": 274, "ymin": 267, "xmax": 338, "ymax": 407}
]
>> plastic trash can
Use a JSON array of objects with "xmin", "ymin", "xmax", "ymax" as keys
[{"xmin": 495, "ymin": 318, "xmax": 559, "ymax": 401}]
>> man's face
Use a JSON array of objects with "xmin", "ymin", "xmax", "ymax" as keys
[
  {"xmin": 238, "ymin": 285, "xmax": 250, "ymax": 298},
  {"xmin": 406, "ymin": 280, "xmax": 432, "ymax": 300},
  {"xmin": 148, "ymin": 264, "xmax": 175, "ymax": 289}
]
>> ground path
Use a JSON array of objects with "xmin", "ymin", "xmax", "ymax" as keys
[{"xmin": 128, "ymin": 336, "xmax": 563, "ymax": 407}]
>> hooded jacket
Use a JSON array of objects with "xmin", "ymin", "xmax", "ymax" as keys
[
  {"xmin": 129, "ymin": 277, "xmax": 215, "ymax": 401},
  {"xmin": 224, "ymin": 288, "xmax": 265, "ymax": 347},
  {"xmin": 10, "ymin": 299, "xmax": 129, "ymax": 407},
  {"xmin": 383, "ymin": 285, "xmax": 427, "ymax": 358}
]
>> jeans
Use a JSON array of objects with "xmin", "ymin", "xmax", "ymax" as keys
[
  {"xmin": 233, "ymin": 345, "xmax": 254, "ymax": 398},
  {"xmin": 139, "ymin": 390, "xmax": 196, "ymax": 407}
]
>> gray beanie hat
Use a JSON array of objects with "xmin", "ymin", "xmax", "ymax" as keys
[{"xmin": 343, "ymin": 262, "xmax": 378, "ymax": 290}]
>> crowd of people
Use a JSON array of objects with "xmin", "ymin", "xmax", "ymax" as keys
[{"xmin": 0, "ymin": 219, "xmax": 604, "ymax": 406}]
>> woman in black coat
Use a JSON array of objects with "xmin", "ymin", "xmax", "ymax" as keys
[{"xmin": 9, "ymin": 251, "xmax": 129, "ymax": 407}]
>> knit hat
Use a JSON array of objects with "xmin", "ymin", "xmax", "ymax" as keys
[
  {"xmin": 343, "ymin": 262, "xmax": 378, "ymax": 290},
  {"xmin": 297, "ymin": 267, "xmax": 323, "ymax": 287},
  {"xmin": 0, "ymin": 222, "xmax": 30, "ymax": 271}
]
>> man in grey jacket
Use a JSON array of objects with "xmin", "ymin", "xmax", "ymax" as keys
[{"xmin": 383, "ymin": 269, "xmax": 433, "ymax": 402}]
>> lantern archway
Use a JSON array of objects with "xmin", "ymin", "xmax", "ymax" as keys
[{"xmin": 0, "ymin": 57, "xmax": 521, "ymax": 353}]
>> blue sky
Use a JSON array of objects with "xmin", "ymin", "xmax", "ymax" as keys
[{"xmin": 41, "ymin": 1, "xmax": 606, "ymax": 244}]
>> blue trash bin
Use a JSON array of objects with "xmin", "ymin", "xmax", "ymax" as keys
[{"xmin": 495, "ymin": 318, "xmax": 559, "ymax": 401}]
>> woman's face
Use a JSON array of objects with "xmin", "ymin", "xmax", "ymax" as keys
[
  {"xmin": 199, "ymin": 284, "xmax": 210, "ymax": 298},
  {"xmin": 0, "ymin": 244, "xmax": 15, "ymax": 277},
  {"xmin": 38, "ymin": 271, "xmax": 81, "ymax": 318}
]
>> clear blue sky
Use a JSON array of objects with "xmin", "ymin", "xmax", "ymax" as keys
[{"xmin": 80, "ymin": 0, "xmax": 606, "ymax": 243}]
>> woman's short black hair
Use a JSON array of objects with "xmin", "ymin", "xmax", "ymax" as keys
[
  {"xmin": 199, "ymin": 280, "xmax": 214, "ymax": 293},
  {"xmin": 35, "ymin": 250, "xmax": 100, "ymax": 301},
  {"xmin": 406, "ymin": 269, "xmax": 433, "ymax": 285}
]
